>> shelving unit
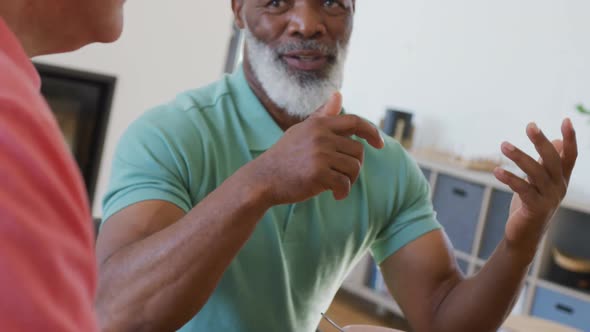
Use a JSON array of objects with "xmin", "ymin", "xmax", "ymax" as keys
[{"xmin": 342, "ymin": 156, "xmax": 590, "ymax": 331}]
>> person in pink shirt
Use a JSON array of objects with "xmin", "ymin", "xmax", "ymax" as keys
[{"xmin": 0, "ymin": 1, "xmax": 126, "ymax": 330}]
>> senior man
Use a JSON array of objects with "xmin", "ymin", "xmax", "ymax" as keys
[
  {"xmin": 0, "ymin": 0, "xmax": 125, "ymax": 330},
  {"xmin": 97, "ymin": 1, "xmax": 578, "ymax": 331}
]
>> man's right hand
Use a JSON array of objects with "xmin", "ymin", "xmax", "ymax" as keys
[{"xmin": 246, "ymin": 92, "xmax": 385, "ymax": 205}]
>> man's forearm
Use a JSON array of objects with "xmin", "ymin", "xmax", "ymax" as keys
[
  {"xmin": 97, "ymin": 168, "xmax": 271, "ymax": 332},
  {"xmin": 431, "ymin": 238, "xmax": 535, "ymax": 332}
]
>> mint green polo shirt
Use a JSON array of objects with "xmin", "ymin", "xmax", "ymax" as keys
[{"xmin": 102, "ymin": 66, "xmax": 441, "ymax": 332}]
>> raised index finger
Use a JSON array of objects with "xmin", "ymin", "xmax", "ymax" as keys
[
  {"xmin": 561, "ymin": 118, "xmax": 578, "ymax": 182},
  {"xmin": 326, "ymin": 114, "xmax": 385, "ymax": 149}
]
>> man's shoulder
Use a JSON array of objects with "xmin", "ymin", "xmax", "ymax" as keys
[
  {"xmin": 361, "ymin": 133, "xmax": 425, "ymax": 191},
  {"xmin": 0, "ymin": 58, "xmax": 36, "ymax": 113},
  {"xmin": 0, "ymin": 86, "xmax": 53, "ymax": 144},
  {"xmin": 363, "ymin": 130, "xmax": 409, "ymax": 166},
  {"xmin": 157, "ymin": 74, "xmax": 234, "ymax": 116},
  {"xmin": 131, "ymin": 75, "xmax": 235, "ymax": 134},
  {"xmin": 119, "ymin": 75, "xmax": 237, "ymax": 156}
]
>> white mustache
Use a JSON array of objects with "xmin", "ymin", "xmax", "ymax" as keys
[{"xmin": 274, "ymin": 40, "xmax": 338, "ymax": 58}]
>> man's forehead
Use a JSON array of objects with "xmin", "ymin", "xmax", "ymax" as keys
[{"xmin": 242, "ymin": 0, "xmax": 355, "ymax": 6}]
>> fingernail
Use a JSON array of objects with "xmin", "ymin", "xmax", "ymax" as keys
[
  {"xmin": 503, "ymin": 142, "xmax": 516, "ymax": 152},
  {"xmin": 529, "ymin": 122, "xmax": 541, "ymax": 135}
]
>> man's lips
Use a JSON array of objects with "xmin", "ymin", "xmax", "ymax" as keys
[{"xmin": 281, "ymin": 50, "xmax": 331, "ymax": 71}]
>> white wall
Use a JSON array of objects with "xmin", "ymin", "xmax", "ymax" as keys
[
  {"xmin": 36, "ymin": 0, "xmax": 589, "ymax": 216},
  {"xmin": 342, "ymin": 0, "xmax": 590, "ymax": 198},
  {"xmin": 37, "ymin": 1, "xmax": 234, "ymax": 216}
]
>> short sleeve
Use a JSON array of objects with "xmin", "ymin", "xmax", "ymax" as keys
[
  {"xmin": 370, "ymin": 147, "xmax": 441, "ymax": 264},
  {"xmin": 102, "ymin": 108, "xmax": 194, "ymax": 223}
]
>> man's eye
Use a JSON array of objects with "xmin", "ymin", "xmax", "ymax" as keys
[
  {"xmin": 323, "ymin": 0, "xmax": 343, "ymax": 8},
  {"xmin": 267, "ymin": 0, "xmax": 286, "ymax": 8},
  {"xmin": 323, "ymin": 0, "xmax": 350, "ymax": 14},
  {"xmin": 264, "ymin": 0, "xmax": 290, "ymax": 13}
]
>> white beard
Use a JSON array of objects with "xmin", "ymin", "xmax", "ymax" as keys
[{"xmin": 244, "ymin": 29, "xmax": 348, "ymax": 119}]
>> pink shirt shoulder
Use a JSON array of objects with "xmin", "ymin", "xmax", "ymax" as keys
[{"xmin": 0, "ymin": 18, "xmax": 98, "ymax": 332}]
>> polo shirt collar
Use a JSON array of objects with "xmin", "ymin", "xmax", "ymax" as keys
[
  {"xmin": 0, "ymin": 18, "xmax": 41, "ymax": 90},
  {"xmin": 228, "ymin": 65, "xmax": 285, "ymax": 151}
]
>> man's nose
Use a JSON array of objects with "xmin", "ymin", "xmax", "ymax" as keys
[{"xmin": 286, "ymin": 2, "xmax": 327, "ymax": 39}]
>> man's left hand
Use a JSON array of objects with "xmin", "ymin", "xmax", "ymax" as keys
[{"xmin": 493, "ymin": 118, "xmax": 578, "ymax": 256}]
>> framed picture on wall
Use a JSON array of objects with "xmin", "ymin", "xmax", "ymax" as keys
[{"xmin": 34, "ymin": 62, "xmax": 117, "ymax": 206}]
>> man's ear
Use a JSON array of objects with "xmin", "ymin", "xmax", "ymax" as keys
[{"xmin": 232, "ymin": 0, "xmax": 246, "ymax": 29}]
